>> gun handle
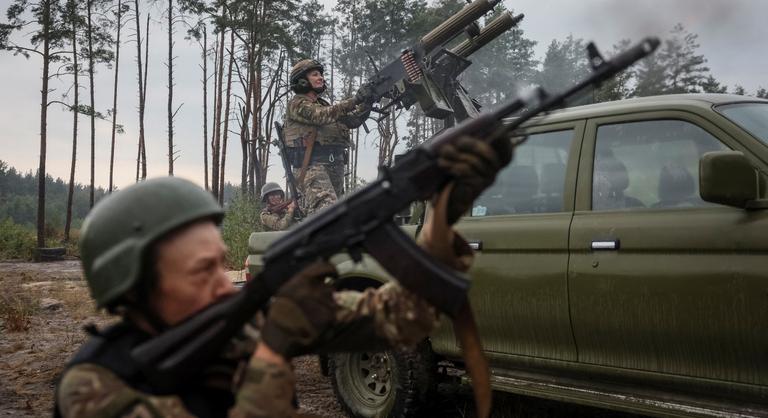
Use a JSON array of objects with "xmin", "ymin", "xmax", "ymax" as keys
[{"xmin": 364, "ymin": 221, "xmax": 470, "ymax": 318}]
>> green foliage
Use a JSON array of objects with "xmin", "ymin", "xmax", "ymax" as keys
[
  {"xmin": 0, "ymin": 160, "xmax": 105, "ymax": 232},
  {"xmin": 700, "ymin": 75, "xmax": 728, "ymax": 94},
  {"xmin": 462, "ymin": 6, "xmax": 538, "ymax": 107},
  {"xmin": 756, "ymin": 87, "xmax": 768, "ymax": 99},
  {"xmin": 221, "ymin": 192, "xmax": 262, "ymax": 269},
  {"xmin": 0, "ymin": 218, "xmax": 36, "ymax": 260}
]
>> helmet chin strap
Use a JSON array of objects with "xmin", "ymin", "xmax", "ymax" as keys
[{"xmin": 312, "ymin": 81, "xmax": 327, "ymax": 94}]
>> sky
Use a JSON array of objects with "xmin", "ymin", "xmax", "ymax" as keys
[{"xmin": 0, "ymin": 0, "xmax": 766, "ymax": 193}]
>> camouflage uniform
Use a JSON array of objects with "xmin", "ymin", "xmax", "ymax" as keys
[
  {"xmin": 260, "ymin": 207, "xmax": 296, "ymax": 231},
  {"xmin": 57, "ymin": 357, "xmax": 297, "ymax": 418},
  {"xmin": 284, "ymin": 93, "xmax": 357, "ymax": 215},
  {"xmin": 56, "ymin": 283, "xmax": 440, "ymax": 418}
]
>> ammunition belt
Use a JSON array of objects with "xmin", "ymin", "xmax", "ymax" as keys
[{"xmin": 287, "ymin": 144, "xmax": 348, "ymax": 167}]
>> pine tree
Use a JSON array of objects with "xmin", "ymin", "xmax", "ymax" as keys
[
  {"xmin": 699, "ymin": 75, "xmax": 727, "ymax": 94},
  {"xmin": 462, "ymin": 7, "xmax": 538, "ymax": 107},
  {"xmin": 661, "ymin": 23, "xmax": 709, "ymax": 93},
  {"xmin": 1, "ymin": 0, "xmax": 70, "ymax": 248}
]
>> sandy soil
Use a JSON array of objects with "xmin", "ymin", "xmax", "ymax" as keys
[{"xmin": 0, "ymin": 260, "xmax": 640, "ymax": 418}]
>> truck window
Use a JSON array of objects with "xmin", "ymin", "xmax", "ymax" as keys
[
  {"xmin": 472, "ymin": 129, "xmax": 574, "ymax": 216},
  {"xmin": 716, "ymin": 102, "xmax": 768, "ymax": 146},
  {"xmin": 592, "ymin": 120, "xmax": 728, "ymax": 210}
]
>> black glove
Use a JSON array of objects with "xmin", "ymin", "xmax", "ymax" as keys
[
  {"xmin": 436, "ymin": 135, "xmax": 513, "ymax": 224},
  {"xmin": 338, "ymin": 105, "xmax": 372, "ymax": 129},
  {"xmin": 260, "ymin": 261, "xmax": 338, "ymax": 358},
  {"xmin": 354, "ymin": 82, "xmax": 376, "ymax": 105}
]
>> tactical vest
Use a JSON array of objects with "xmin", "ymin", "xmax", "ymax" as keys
[
  {"xmin": 53, "ymin": 321, "xmax": 236, "ymax": 418},
  {"xmin": 284, "ymin": 94, "xmax": 351, "ymax": 148}
]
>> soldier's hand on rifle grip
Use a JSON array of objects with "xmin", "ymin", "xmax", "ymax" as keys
[
  {"xmin": 260, "ymin": 261, "xmax": 339, "ymax": 359},
  {"xmin": 437, "ymin": 135, "xmax": 513, "ymax": 225}
]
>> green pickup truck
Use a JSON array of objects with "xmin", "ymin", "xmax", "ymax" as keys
[{"xmin": 246, "ymin": 94, "xmax": 768, "ymax": 417}]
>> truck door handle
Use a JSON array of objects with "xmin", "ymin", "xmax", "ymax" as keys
[
  {"xmin": 591, "ymin": 239, "xmax": 620, "ymax": 250},
  {"xmin": 468, "ymin": 240, "xmax": 482, "ymax": 251}
]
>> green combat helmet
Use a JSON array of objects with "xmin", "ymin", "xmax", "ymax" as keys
[
  {"xmin": 290, "ymin": 59, "xmax": 325, "ymax": 93},
  {"xmin": 289, "ymin": 59, "xmax": 323, "ymax": 84},
  {"xmin": 260, "ymin": 182, "xmax": 284, "ymax": 203},
  {"xmin": 79, "ymin": 177, "xmax": 224, "ymax": 308}
]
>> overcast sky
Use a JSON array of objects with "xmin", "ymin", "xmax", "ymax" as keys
[{"xmin": 1, "ymin": 0, "xmax": 766, "ymax": 193}]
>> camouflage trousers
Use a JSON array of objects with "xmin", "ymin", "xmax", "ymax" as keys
[{"xmin": 294, "ymin": 163, "xmax": 345, "ymax": 216}]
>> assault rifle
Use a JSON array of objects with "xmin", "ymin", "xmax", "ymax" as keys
[
  {"xmin": 132, "ymin": 39, "xmax": 659, "ymax": 415},
  {"xmin": 273, "ymin": 122, "xmax": 304, "ymax": 220}
]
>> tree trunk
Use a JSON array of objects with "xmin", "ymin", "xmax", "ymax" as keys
[
  {"xmin": 141, "ymin": 13, "xmax": 149, "ymax": 178},
  {"xmin": 218, "ymin": 30, "xmax": 235, "ymax": 205},
  {"xmin": 86, "ymin": 0, "xmax": 96, "ymax": 207},
  {"xmin": 240, "ymin": 39, "xmax": 254, "ymax": 195},
  {"xmin": 65, "ymin": 0, "xmax": 79, "ymax": 242},
  {"xmin": 37, "ymin": 0, "xmax": 52, "ymax": 249},
  {"xmin": 166, "ymin": 0, "xmax": 174, "ymax": 175},
  {"xmin": 133, "ymin": 0, "xmax": 146, "ymax": 181},
  {"xmin": 201, "ymin": 27, "xmax": 209, "ymax": 190},
  {"xmin": 211, "ymin": 26, "xmax": 225, "ymax": 199},
  {"xmin": 109, "ymin": 0, "xmax": 122, "ymax": 193}
]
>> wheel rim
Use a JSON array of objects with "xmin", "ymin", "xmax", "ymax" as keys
[{"xmin": 345, "ymin": 351, "xmax": 394, "ymax": 409}]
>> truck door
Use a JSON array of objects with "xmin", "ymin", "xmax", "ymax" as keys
[
  {"xmin": 449, "ymin": 122, "xmax": 582, "ymax": 362},
  {"xmin": 568, "ymin": 112, "xmax": 768, "ymax": 386}
]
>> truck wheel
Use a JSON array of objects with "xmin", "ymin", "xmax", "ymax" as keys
[{"xmin": 329, "ymin": 341, "xmax": 435, "ymax": 418}]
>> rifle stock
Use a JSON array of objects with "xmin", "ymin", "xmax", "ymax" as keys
[
  {"xmin": 131, "ymin": 38, "xmax": 659, "ymax": 393},
  {"xmin": 273, "ymin": 122, "xmax": 304, "ymax": 220}
]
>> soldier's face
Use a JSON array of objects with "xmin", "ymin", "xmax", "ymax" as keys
[
  {"xmin": 307, "ymin": 69, "xmax": 324, "ymax": 90},
  {"xmin": 267, "ymin": 192, "xmax": 284, "ymax": 205},
  {"xmin": 150, "ymin": 220, "xmax": 235, "ymax": 326}
]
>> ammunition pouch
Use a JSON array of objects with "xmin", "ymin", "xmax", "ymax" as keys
[{"xmin": 287, "ymin": 144, "xmax": 348, "ymax": 167}]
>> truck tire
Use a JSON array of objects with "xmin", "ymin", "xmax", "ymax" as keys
[{"xmin": 329, "ymin": 340, "xmax": 436, "ymax": 418}]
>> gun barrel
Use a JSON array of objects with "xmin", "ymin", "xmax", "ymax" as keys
[
  {"xmin": 420, "ymin": 0, "xmax": 501, "ymax": 54},
  {"xmin": 450, "ymin": 12, "xmax": 524, "ymax": 58}
]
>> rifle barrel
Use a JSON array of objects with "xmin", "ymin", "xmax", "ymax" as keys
[
  {"xmin": 420, "ymin": 0, "xmax": 501, "ymax": 54},
  {"xmin": 451, "ymin": 12, "xmax": 524, "ymax": 58}
]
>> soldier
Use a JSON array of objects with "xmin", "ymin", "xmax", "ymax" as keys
[
  {"xmin": 55, "ymin": 133, "xmax": 510, "ymax": 417},
  {"xmin": 260, "ymin": 182, "xmax": 298, "ymax": 231},
  {"xmin": 284, "ymin": 58, "xmax": 374, "ymax": 216}
]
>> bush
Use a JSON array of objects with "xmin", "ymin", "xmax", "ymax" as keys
[
  {"xmin": 0, "ymin": 218, "xmax": 36, "ymax": 260},
  {"xmin": 221, "ymin": 193, "xmax": 263, "ymax": 269}
]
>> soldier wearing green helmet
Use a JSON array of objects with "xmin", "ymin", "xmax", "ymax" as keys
[
  {"xmin": 284, "ymin": 58, "xmax": 376, "ymax": 217},
  {"xmin": 54, "ymin": 129, "xmax": 509, "ymax": 417},
  {"xmin": 259, "ymin": 182, "xmax": 298, "ymax": 231}
]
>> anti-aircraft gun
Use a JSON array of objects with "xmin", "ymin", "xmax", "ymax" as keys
[{"xmin": 358, "ymin": 0, "xmax": 524, "ymax": 127}]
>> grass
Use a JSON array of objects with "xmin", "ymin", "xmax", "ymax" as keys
[
  {"xmin": 221, "ymin": 193, "xmax": 263, "ymax": 269},
  {"xmin": 0, "ymin": 285, "xmax": 38, "ymax": 332}
]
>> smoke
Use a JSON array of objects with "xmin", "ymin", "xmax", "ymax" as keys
[{"xmin": 580, "ymin": 0, "xmax": 754, "ymax": 42}]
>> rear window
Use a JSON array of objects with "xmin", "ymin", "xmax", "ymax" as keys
[{"xmin": 716, "ymin": 102, "xmax": 768, "ymax": 146}]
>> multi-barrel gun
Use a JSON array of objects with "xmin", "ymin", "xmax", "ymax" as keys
[{"xmin": 360, "ymin": 0, "xmax": 523, "ymax": 126}]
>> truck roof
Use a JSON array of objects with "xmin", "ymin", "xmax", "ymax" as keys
[{"xmin": 517, "ymin": 93, "xmax": 768, "ymax": 126}]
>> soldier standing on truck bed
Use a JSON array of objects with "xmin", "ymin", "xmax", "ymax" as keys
[
  {"xmin": 52, "ymin": 126, "xmax": 510, "ymax": 417},
  {"xmin": 284, "ymin": 59, "xmax": 375, "ymax": 216},
  {"xmin": 260, "ymin": 182, "xmax": 298, "ymax": 231}
]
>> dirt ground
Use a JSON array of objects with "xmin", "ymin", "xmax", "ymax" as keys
[{"xmin": 0, "ymin": 260, "xmax": 640, "ymax": 418}]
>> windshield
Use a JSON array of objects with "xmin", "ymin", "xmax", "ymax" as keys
[{"xmin": 716, "ymin": 102, "xmax": 768, "ymax": 146}]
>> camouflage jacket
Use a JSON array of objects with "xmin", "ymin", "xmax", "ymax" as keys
[
  {"xmin": 56, "ymin": 284, "xmax": 441, "ymax": 418},
  {"xmin": 260, "ymin": 207, "xmax": 296, "ymax": 232},
  {"xmin": 284, "ymin": 94, "xmax": 355, "ymax": 147}
]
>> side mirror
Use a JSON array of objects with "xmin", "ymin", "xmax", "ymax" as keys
[{"xmin": 699, "ymin": 151, "xmax": 758, "ymax": 208}]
